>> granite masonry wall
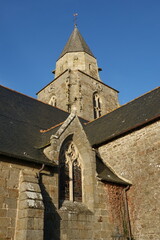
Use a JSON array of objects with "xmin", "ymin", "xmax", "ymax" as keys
[
  {"xmin": 0, "ymin": 157, "xmax": 57, "ymax": 240},
  {"xmin": 37, "ymin": 69, "xmax": 119, "ymax": 121},
  {"xmin": 54, "ymin": 52, "xmax": 100, "ymax": 80},
  {"xmin": 0, "ymin": 158, "xmax": 20, "ymax": 239},
  {"xmin": 98, "ymin": 120, "xmax": 160, "ymax": 240},
  {"xmin": 1, "ymin": 120, "xmax": 159, "ymax": 240},
  {"xmin": 0, "ymin": 155, "xmax": 124, "ymax": 240}
]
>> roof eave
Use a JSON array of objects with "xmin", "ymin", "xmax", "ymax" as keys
[
  {"xmin": 0, "ymin": 151, "xmax": 56, "ymax": 167},
  {"xmin": 92, "ymin": 115, "xmax": 160, "ymax": 148}
]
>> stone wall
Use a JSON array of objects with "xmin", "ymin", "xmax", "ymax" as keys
[
  {"xmin": 98, "ymin": 120, "xmax": 160, "ymax": 240},
  {"xmin": 0, "ymin": 157, "xmax": 57, "ymax": 240},
  {"xmin": 15, "ymin": 170, "xmax": 44, "ymax": 240},
  {"xmin": 0, "ymin": 158, "xmax": 20, "ymax": 239},
  {"xmin": 0, "ymin": 155, "xmax": 119, "ymax": 240},
  {"xmin": 1, "ymin": 119, "xmax": 158, "ymax": 240},
  {"xmin": 78, "ymin": 70, "xmax": 119, "ymax": 120},
  {"xmin": 37, "ymin": 70, "xmax": 69, "ymax": 112},
  {"xmin": 56, "ymin": 180, "xmax": 114, "ymax": 240},
  {"xmin": 55, "ymin": 52, "xmax": 100, "ymax": 80},
  {"xmin": 46, "ymin": 115, "xmax": 123, "ymax": 240},
  {"xmin": 93, "ymin": 180, "xmax": 115, "ymax": 240},
  {"xmin": 37, "ymin": 69, "xmax": 119, "ymax": 121}
]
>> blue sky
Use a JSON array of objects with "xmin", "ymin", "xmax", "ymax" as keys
[{"xmin": 0, "ymin": 0, "xmax": 159, "ymax": 104}]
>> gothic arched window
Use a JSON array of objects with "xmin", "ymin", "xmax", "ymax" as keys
[
  {"xmin": 59, "ymin": 140, "xmax": 82, "ymax": 206},
  {"xmin": 49, "ymin": 95, "xmax": 57, "ymax": 107},
  {"xmin": 93, "ymin": 92, "xmax": 101, "ymax": 119}
]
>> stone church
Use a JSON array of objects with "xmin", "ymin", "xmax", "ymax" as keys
[{"xmin": 0, "ymin": 26, "xmax": 159, "ymax": 240}]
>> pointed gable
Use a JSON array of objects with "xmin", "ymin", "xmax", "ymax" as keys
[{"xmin": 59, "ymin": 26, "xmax": 95, "ymax": 59}]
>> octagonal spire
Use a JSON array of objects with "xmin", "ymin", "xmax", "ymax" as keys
[{"xmin": 59, "ymin": 26, "xmax": 95, "ymax": 59}]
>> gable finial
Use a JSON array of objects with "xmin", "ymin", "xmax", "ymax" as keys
[{"xmin": 73, "ymin": 13, "xmax": 78, "ymax": 27}]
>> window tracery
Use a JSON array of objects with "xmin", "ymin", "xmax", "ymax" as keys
[{"xmin": 59, "ymin": 141, "xmax": 82, "ymax": 206}]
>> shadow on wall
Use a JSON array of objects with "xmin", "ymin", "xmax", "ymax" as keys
[{"xmin": 39, "ymin": 172, "xmax": 61, "ymax": 240}]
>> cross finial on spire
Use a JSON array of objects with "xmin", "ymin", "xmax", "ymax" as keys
[{"xmin": 73, "ymin": 13, "xmax": 78, "ymax": 27}]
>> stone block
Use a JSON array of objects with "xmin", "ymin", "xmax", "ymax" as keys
[
  {"xmin": 7, "ymin": 169, "xmax": 20, "ymax": 189},
  {"xmin": 93, "ymin": 222, "xmax": 101, "ymax": 230},
  {"xmin": 0, "ymin": 178, "xmax": 6, "ymax": 187},
  {"xmin": 7, "ymin": 209, "xmax": 17, "ymax": 218},
  {"xmin": 0, "ymin": 217, "xmax": 11, "ymax": 227},
  {"xmin": 0, "ymin": 227, "xmax": 7, "ymax": 238},
  {"xmin": 19, "ymin": 199, "xmax": 44, "ymax": 210},
  {"xmin": 18, "ymin": 208, "xmax": 44, "ymax": 218},
  {"xmin": 0, "ymin": 208, "xmax": 7, "ymax": 217},
  {"xmin": 26, "ymin": 229, "xmax": 43, "ymax": 240},
  {"xmin": 8, "ymin": 188, "xmax": 18, "ymax": 198},
  {"xmin": 33, "ymin": 217, "xmax": 44, "ymax": 230},
  {"xmin": 5, "ymin": 197, "xmax": 17, "ymax": 209},
  {"xmin": 19, "ymin": 191, "xmax": 42, "ymax": 201},
  {"xmin": 22, "ymin": 174, "xmax": 39, "ymax": 184},
  {"xmin": 17, "ymin": 217, "xmax": 43, "ymax": 230},
  {"xmin": 16, "ymin": 218, "xmax": 28, "ymax": 230},
  {"xmin": 0, "ymin": 187, "xmax": 8, "ymax": 197},
  {"xmin": 0, "ymin": 168, "xmax": 10, "ymax": 178},
  {"xmin": 0, "ymin": 197, "xmax": 6, "ymax": 208},
  {"xmin": 7, "ymin": 227, "xmax": 15, "ymax": 238},
  {"xmin": 20, "ymin": 182, "xmax": 41, "ymax": 193},
  {"xmin": 15, "ymin": 230, "xmax": 27, "ymax": 240},
  {"xmin": 11, "ymin": 216, "xmax": 16, "ymax": 227}
]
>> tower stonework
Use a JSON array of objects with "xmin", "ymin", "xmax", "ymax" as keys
[{"xmin": 37, "ymin": 27, "xmax": 120, "ymax": 121}]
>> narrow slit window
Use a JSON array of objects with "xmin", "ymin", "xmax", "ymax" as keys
[
  {"xmin": 93, "ymin": 92, "xmax": 101, "ymax": 119},
  {"xmin": 49, "ymin": 95, "xmax": 57, "ymax": 107}
]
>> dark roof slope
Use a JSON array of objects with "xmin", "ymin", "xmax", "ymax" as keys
[
  {"xmin": 0, "ymin": 85, "xmax": 70, "ymax": 165},
  {"xmin": 38, "ymin": 116, "xmax": 88, "ymax": 149},
  {"xmin": 96, "ymin": 155, "xmax": 130, "ymax": 185},
  {"xmin": 59, "ymin": 26, "xmax": 95, "ymax": 59},
  {"xmin": 84, "ymin": 87, "xmax": 160, "ymax": 146}
]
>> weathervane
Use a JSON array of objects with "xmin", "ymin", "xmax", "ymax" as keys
[{"xmin": 73, "ymin": 13, "xmax": 78, "ymax": 27}]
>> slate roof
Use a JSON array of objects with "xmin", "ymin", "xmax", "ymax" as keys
[
  {"xmin": 59, "ymin": 26, "xmax": 95, "ymax": 59},
  {"xmin": 0, "ymin": 84, "xmax": 159, "ymax": 168},
  {"xmin": 0, "ymin": 85, "xmax": 70, "ymax": 166},
  {"xmin": 38, "ymin": 116, "xmax": 88, "ymax": 149},
  {"xmin": 84, "ymin": 87, "xmax": 160, "ymax": 147},
  {"xmin": 96, "ymin": 155, "xmax": 130, "ymax": 185}
]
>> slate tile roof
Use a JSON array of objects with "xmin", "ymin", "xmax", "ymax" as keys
[
  {"xmin": 96, "ymin": 154, "xmax": 130, "ymax": 185},
  {"xmin": 84, "ymin": 87, "xmax": 160, "ymax": 147},
  {"xmin": 59, "ymin": 26, "xmax": 95, "ymax": 59},
  {"xmin": 0, "ymin": 85, "xmax": 70, "ymax": 165},
  {"xmin": 0, "ymin": 84, "xmax": 159, "ymax": 168}
]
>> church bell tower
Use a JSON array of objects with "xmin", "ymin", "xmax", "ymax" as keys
[{"xmin": 37, "ymin": 26, "xmax": 119, "ymax": 121}]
